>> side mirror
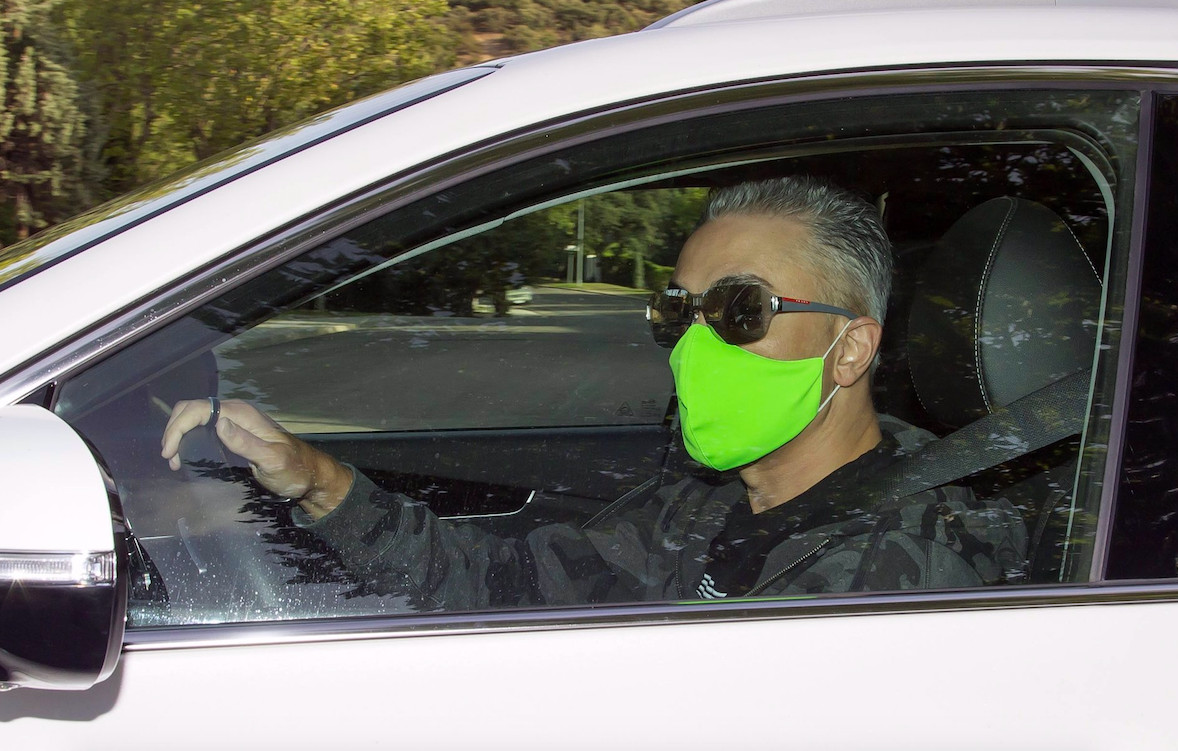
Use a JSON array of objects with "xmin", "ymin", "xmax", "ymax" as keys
[{"xmin": 0, "ymin": 405, "xmax": 125, "ymax": 691}]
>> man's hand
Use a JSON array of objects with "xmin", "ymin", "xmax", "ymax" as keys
[{"xmin": 161, "ymin": 399, "xmax": 353, "ymax": 519}]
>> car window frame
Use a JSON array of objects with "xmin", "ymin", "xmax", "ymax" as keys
[{"xmin": 8, "ymin": 64, "xmax": 1178, "ymax": 647}]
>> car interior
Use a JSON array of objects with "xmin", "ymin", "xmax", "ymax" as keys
[{"xmin": 45, "ymin": 87, "xmax": 1130, "ymax": 625}]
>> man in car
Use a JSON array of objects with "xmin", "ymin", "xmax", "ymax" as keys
[{"xmin": 161, "ymin": 176, "xmax": 1026, "ymax": 608}]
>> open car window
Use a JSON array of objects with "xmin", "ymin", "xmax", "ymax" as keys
[
  {"xmin": 217, "ymin": 190, "xmax": 696, "ymax": 434},
  {"xmin": 52, "ymin": 85, "xmax": 1137, "ymax": 627}
]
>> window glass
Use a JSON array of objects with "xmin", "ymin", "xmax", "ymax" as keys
[
  {"xmin": 1109, "ymin": 92, "xmax": 1178, "ymax": 579},
  {"xmin": 54, "ymin": 86, "xmax": 1137, "ymax": 628}
]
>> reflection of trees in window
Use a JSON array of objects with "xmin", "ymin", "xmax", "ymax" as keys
[
  {"xmin": 779, "ymin": 142, "xmax": 1109, "ymax": 258},
  {"xmin": 917, "ymin": 143, "xmax": 1108, "ymax": 254},
  {"xmin": 1110, "ymin": 96, "xmax": 1178, "ymax": 580}
]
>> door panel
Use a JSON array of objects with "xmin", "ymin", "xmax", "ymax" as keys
[
  {"xmin": 307, "ymin": 424, "xmax": 673, "ymax": 523},
  {"xmin": 8, "ymin": 602, "xmax": 1178, "ymax": 749}
]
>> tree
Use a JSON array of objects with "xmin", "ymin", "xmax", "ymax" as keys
[
  {"xmin": 449, "ymin": 0, "xmax": 698, "ymax": 59},
  {"xmin": 0, "ymin": 0, "xmax": 89, "ymax": 246},
  {"xmin": 578, "ymin": 188, "xmax": 704, "ymax": 288},
  {"xmin": 59, "ymin": 0, "xmax": 454, "ymax": 197},
  {"xmin": 319, "ymin": 188, "xmax": 706, "ymax": 318}
]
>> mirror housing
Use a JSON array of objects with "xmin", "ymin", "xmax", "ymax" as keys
[{"xmin": 0, "ymin": 405, "xmax": 126, "ymax": 691}]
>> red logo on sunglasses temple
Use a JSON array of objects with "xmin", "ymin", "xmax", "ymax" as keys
[{"xmin": 779, "ymin": 296, "xmax": 812, "ymax": 305}]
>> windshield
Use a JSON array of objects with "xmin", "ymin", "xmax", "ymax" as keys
[{"xmin": 0, "ymin": 66, "xmax": 494, "ymax": 291}]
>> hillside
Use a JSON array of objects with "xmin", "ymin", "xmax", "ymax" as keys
[{"xmin": 448, "ymin": 0, "xmax": 697, "ymax": 63}]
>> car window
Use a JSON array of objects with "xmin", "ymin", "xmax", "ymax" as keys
[{"xmin": 53, "ymin": 84, "xmax": 1138, "ymax": 628}]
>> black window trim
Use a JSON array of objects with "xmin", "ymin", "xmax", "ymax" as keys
[
  {"xmin": 1088, "ymin": 89, "xmax": 1157, "ymax": 580},
  {"xmin": 123, "ymin": 580, "xmax": 1178, "ymax": 650},
  {"xmin": 1103, "ymin": 87, "xmax": 1178, "ymax": 580}
]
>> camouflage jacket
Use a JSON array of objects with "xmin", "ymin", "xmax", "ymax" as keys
[{"xmin": 303, "ymin": 417, "xmax": 1028, "ymax": 610}]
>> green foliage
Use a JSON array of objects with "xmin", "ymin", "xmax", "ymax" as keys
[
  {"xmin": 0, "ymin": 0, "xmax": 702, "ymax": 258},
  {"xmin": 450, "ymin": 0, "xmax": 695, "ymax": 56},
  {"xmin": 544, "ymin": 188, "xmax": 704, "ymax": 290},
  {"xmin": 57, "ymin": 0, "xmax": 453, "ymax": 196},
  {"xmin": 0, "ymin": 0, "xmax": 90, "ymax": 245}
]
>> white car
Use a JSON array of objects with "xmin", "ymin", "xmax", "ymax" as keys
[{"xmin": 4, "ymin": 0, "xmax": 1178, "ymax": 747}]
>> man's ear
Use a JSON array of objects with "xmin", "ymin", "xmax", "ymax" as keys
[{"xmin": 832, "ymin": 316, "xmax": 882, "ymax": 388}]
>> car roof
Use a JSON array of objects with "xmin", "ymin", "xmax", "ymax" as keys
[
  {"xmin": 648, "ymin": 0, "xmax": 1178, "ymax": 29},
  {"xmin": 2, "ymin": 2, "xmax": 1177, "ymax": 385}
]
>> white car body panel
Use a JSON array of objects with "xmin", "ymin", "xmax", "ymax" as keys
[
  {"xmin": 5, "ymin": 602, "xmax": 1176, "ymax": 749},
  {"xmin": 1, "ymin": 6, "xmax": 1177, "ymax": 379}
]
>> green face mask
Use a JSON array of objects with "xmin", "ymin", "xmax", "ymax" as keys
[{"xmin": 668, "ymin": 322, "xmax": 849, "ymax": 471}]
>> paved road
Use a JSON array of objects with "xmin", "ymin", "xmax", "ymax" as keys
[{"xmin": 217, "ymin": 286, "xmax": 674, "ymax": 433}]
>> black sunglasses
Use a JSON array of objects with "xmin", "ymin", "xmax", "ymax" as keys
[{"xmin": 647, "ymin": 281, "xmax": 859, "ymax": 348}]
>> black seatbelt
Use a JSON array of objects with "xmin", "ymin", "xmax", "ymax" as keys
[
  {"xmin": 878, "ymin": 368, "xmax": 1091, "ymax": 505},
  {"xmin": 846, "ymin": 369, "xmax": 1091, "ymax": 590}
]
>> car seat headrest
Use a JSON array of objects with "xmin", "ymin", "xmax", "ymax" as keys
[{"xmin": 908, "ymin": 196, "xmax": 1101, "ymax": 428}]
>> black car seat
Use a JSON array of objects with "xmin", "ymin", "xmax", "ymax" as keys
[{"xmin": 905, "ymin": 196, "xmax": 1103, "ymax": 582}]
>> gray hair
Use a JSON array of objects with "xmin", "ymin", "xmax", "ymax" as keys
[{"xmin": 702, "ymin": 176, "xmax": 893, "ymax": 324}]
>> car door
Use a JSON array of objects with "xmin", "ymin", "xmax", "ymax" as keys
[{"xmin": 6, "ymin": 63, "xmax": 1178, "ymax": 750}]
